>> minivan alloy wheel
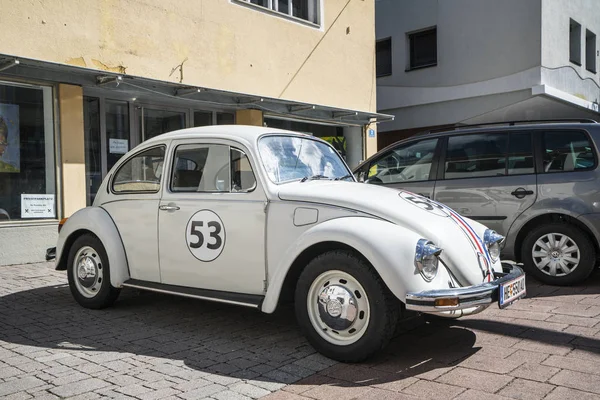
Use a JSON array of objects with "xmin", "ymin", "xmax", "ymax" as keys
[{"xmin": 532, "ymin": 233, "xmax": 580, "ymax": 277}]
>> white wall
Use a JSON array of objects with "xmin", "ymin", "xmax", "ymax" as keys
[{"xmin": 541, "ymin": 0, "xmax": 600, "ymax": 104}]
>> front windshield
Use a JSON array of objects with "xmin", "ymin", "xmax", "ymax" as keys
[{"xmin": 258, "ymin": 135, "xmax": 352, "ymax": 183}]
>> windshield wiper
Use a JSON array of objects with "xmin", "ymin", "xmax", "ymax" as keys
[
  {"xmin": 300, "ymin": 174, "xmax": 331, "ymax": 182},
  {"xmin": 334, "ymin": 174, "xmax": 354, "ymax": 181}
]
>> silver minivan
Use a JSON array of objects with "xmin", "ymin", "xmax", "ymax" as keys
[{"xmin": 353, "ymin": 120, "xmax": 600, "ymax": 286}]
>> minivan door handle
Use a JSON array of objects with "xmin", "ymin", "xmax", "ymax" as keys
[{"xmin": 510, "ymin": 188, "xmax": 534, "ymax": 199}]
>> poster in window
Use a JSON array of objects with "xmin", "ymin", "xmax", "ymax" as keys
[{"xmin": 0, "ymin": 103, "xmax": 20, "ymax": 173}]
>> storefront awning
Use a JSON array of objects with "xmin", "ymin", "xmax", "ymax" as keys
[{"xmin": 0, "ymin": 55, "xmax": 394, "ymax": 127}]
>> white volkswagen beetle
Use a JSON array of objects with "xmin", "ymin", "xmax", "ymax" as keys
[{"xmin": 48, "ymin": 125, "xmax": 526, "ymax": 362}]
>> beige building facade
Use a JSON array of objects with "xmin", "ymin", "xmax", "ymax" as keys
[{"xmin": 0, "ymin": 0, "xmax": 390, "ymax": 265}]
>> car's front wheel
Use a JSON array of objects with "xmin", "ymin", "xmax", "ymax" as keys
[
  {"xmin": 521, "ymin": 223, "xmax": 596, "ymax": 286},
  {"xmin": 295, "ymin": 250, "xmax": 399, "ymax": 362},
  {"xmin": 67, "ymin": 233, "xmax": 120, "ymax": 309}
]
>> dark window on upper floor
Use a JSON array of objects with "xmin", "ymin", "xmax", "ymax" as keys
[
  {"xmin": 376, "ymin": 38, "xmax": 392, "ymax": 77},
  {"xmin": 408, "ymin": 27, "xmax": 437, "ymax": 70},
  {"xmin": 586, "ymin": 29, "xmax": 597, "ymax": 73},
  {"xmin": 570, "ymin": 19, "xmax": 582, "ymax": 66}
]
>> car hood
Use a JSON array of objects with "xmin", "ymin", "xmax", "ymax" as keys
[{"xmin": 277, "ymin": 181, "xmax": 495, "ymax": 285}]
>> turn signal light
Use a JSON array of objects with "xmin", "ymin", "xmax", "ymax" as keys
[
  {"xmin": 58, "ymin": 218, "xmax": 68, "ymax": 233},
  {"xmin": 434, "ymin": 298, "xmax": 459, "ymax": 308}
]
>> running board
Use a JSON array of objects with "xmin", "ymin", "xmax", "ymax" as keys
[{"xmin": 121, "ymin": 279, "xmax": 264, "ymax": 309}]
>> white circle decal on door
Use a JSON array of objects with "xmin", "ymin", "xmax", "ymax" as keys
[{"xmin": 185, "ymin": 210, "xmax": 226, "ymax": 262}]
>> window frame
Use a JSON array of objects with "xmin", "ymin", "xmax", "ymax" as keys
[
  {"xmin": 232, "ymin": 0, "xmax": 321, "ymax": 28},
  {"xmin": 536, "ymin": 129, "xmax": 598, "ymax": 175},
  {"xmin": 376, "ymin": 37, "xmax": 392, "ymax": 78},
  {"xmin": 110, "ymin": 145, "xmax": 166, "ymax": 195},
  {"xmin": 168, "ymin": 143, "xmax": 258, "ymax": 194},
  {"xmin": 365, "ymin": 137, "xmax": 441, "ymax": 185},
  {"xmin": 586, "ymin": 29, "xmax": 597, "ymax": 74},
  {"xmin": 407, "ymin": 27, "xmax": 438, "ymax": 71},
  {"xmin": 438, "ymin": 131, "xmax": 536, "ymax": 181}
]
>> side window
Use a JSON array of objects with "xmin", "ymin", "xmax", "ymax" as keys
[
  {"xmin": 112, "ymin": 146, "xmax": 165, "ymax": 193},
  {"xmin": 542, "ymin": 131, "xmax": 596, "ymax": 173},
  {"xmin": 231, "ymin": 149, "xmax": 257, "ymax": 192},
  {"xmin": 171, "ymin": 144, "xmax": 256, "ymax": 193},
  {"xmin": 508, "ymin": 132, "xmax": 534, "ymax": 175},
  {"xmin": 366, "ymin": 138, "xmax": 438, "ymax": 184},
  {"xmin": 445, "ymin": 133, "xmax": 507, "ymax": 179}
]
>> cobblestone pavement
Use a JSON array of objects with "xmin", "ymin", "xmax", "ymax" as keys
[{"xmin": 2, "ymin": 263, "xmax": 600, "ymax": 399}]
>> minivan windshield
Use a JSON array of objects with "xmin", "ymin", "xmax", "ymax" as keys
[{"xmin": 258, "ymin": 135, "xmax": 352, "ymax": 183}]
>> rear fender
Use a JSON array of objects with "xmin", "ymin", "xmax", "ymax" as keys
[
  {"xmin": 261, "ymin": 216, "xmax": 454, "ymax": 313},
  {"xmin": 56, "ymin": 207, "xmax": 130, "ymax": 288}
]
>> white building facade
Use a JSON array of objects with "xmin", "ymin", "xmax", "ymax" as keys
[{"xmin": 375, "ymin": 0, "xmax": 600, "ymax": 147}]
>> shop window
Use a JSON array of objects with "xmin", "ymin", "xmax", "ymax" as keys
[
  {"xmin": 586, "ymin": 29, "xmax": 597, "ymax": 73},
  {"xmin": 140, "ymin": 107, "xmax": 185, "ymax": 141},
  {"xmin": 194, "ymin": 111, "xmax": 213, "ymax": 127},
  {"xmin": 570, "ymin": 19, "xmax": 582, "ymax": 66},
  {"xmin": 112, "ymin": 146, "xmax": 165, "ymax": 193},
  {"xmin": 235, "ymin": 0, "xmax": 320, "ymax": 26},
  {"xmin": 217, "ymin": 112, "xmax": 235, "ymax": 125},
  {"xmin": 106, "ymin": 100, "xmax": 130, "ymax": 172},
  {"xmin": 84, "ymin": 97, "xmax": 101, "ymax": 206},
  {"xmin": 0, "ymin": 82, "xmax": 55, "ymax": 222},
  {"xmin": 376, "ymin": 38, "xmax": 392, "ymax": 77},
  {"xmin": 408, "ymin": 27, "xmax": 437, "ymax": 70}
]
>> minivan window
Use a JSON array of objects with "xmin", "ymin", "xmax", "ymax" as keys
[
  {"xmin": 542, "ymin": 131, "xmax": 595, "ymax": 172},
  {"xmin": 445, "ymin": 133, "xmax": 508, "ymax": 179},
  {"xmin": 507, "ymin": 132, "xmax": 534, "ymax": 175},
  {"xmin": 367, "ymin": 138, "xmax": 438, "ymax": 184}
]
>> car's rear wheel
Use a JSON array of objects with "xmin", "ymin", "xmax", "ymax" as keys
[
  {"xmin": 295, "ymin": 250, "xmax": 399, "ymax": 362},
  {"xmin": 67, "ymin": 234, "xmax": 120, "ymax": 309},
  {"xmin": 521, "ymin": 223, "xmax": 596, "ymax": 286}
]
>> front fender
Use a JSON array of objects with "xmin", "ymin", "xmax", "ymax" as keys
[
  {"xmin": 261, "ymin": 216, "xmax": 455, "ymax": 313},
  {"xmin": 56, "ymin": 206, "xmax": 130, "ymax": 288}
]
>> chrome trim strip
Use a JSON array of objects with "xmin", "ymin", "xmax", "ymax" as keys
[{"xmin": 121, "ymin": 283, "xmax": 261, "ymax": 308}]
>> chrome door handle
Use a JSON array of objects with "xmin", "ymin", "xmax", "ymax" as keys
[{"xmin": 159, "ymin": 204, "xmax": 180, "ymax": 211}]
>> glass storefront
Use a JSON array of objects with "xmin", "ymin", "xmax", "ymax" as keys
[
  {"xmin": 83, "ymin": 97, "xmax": 101, "ymax": 206},
  {"xmin": 0, "ymin": 81, "xmax": 55, "ymax": 222}
]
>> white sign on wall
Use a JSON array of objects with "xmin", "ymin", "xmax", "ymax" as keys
[
  {"xmin": 109, "ymin": 138, "xmax": 129, "ymax": 154},
  {"xmin": 21, "ymin": 194, "xmax": 55, "ymax": 218}
]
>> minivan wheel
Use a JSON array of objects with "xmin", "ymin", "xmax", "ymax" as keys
[
  {"xmin": 295, "ymin": 250, "xmax": 399, "ymax": 362},
  {"xmin": 67, "ymin": 234, "xmax": 121, "ymax": 309},
  {"xmin": 521, "ymin": 223, "xmax": 596, "ymax": 286}
]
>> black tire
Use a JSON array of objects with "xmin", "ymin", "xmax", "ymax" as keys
[
  {"xmin": 521, "ymin": 223, "xmax": 596, "ymax": 286},
  {"xmin": 67, "ymin": 233, "xmax": 120, "ymax": 309},
  {"xmin": 295, "ymin": 250, "xmax": 399, "ymax": 362}
]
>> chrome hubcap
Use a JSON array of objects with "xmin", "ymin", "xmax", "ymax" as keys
[
  {"xmin": 73, "ymin": 246, "xmax": 103, "ymax": 298},
  {"xmin": 532, "ymin": 233, "xmax": 580, "ymax": 277},
  {"xmin": 307, "ymin": 270, "xmax": 369, "ymax": 346}
]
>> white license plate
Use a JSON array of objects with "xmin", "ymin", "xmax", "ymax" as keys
[{"xmin": 499, "ymin": 275, "xmax": 526, "ymax": 309}]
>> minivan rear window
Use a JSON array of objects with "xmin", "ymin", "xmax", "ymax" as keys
[{"xmin": 542, "ymin": 131, "xmax": 596, "ymax": 173}]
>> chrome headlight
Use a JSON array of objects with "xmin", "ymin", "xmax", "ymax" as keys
[
  {"xmin": 483, "ymin": 229, "xmax": 504, "ymax": 262},
  {"xmin": 415, "ymin": 239, "xmax": 443, "ymax": 282}
]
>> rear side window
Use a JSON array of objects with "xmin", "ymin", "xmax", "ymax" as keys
[
  {"xmin": 112, "ymin": 146, "xmax": 165, "ymax": 193},
  {"xmin": 444, "ymin": 132, "xmax": 534, "ymax": 179},
  {"xmin": 445, "ymin": 133, "xmax": 507, "ymax": 179},
  {"xmin": 542, "ymin": 131, "xmax": 596, "ymax": 173}
]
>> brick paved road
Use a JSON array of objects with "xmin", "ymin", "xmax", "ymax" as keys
[{"xmin": 2, "ymin": 263, "xmax": 600, "ymax": 399}]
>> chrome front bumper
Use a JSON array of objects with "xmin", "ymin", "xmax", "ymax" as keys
[{"xmin": 405, "ymin": 263, "xmax": 526, "ymax": 312}]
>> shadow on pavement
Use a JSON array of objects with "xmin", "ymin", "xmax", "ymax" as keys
[{"xmin": 1, "ymin": 277, "xmax": 599, "ymax": 388}]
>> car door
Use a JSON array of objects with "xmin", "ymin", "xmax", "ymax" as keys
[
  {"xmin": 433, "ymin": 131, "xmax": 537, "ymax": 235},
  {"xmin": 357, "ymin": 137, "xmax": 441, "ymax": 199},
  {"xmin": 101, "ymin": 145, "xmax": 166, "ymax": 282},
  {"xmin": 158, "ymin": 139, "xmax": 266, "ymax": 295}
]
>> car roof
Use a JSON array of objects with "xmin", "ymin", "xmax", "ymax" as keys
[{"xmin": 141, "ymin": 124, "xmax": 314, "ymax": 147}]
